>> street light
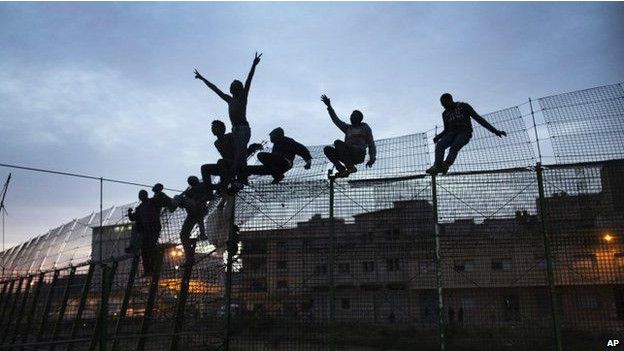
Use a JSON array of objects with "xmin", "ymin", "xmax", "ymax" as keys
[{"xmin": 603, "ymin": 233, "xmax": 615, "ymax": 243}]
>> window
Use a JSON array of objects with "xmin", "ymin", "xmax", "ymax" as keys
[
  {"xmin": 491, "ymin": 258, "xmax": 512, "ymax": 271},
  {"xmin": 276, "ymin": 280, "xmax": 289, "ymax": 292},
  {"xmin": 362, "ymin": 261, "xmax": 375, "ymax": 272},
  {"xmin": 338, "ymin": 263, "xmax": 351, "ymax": 273},
  {"xmin": 276, "ymin": 241, "xmax": 287, "ymax": 250},
  {"xmin": 386, "ymin": 258, "xmax": 400, "ymax": 272},
  {"xmin": 503, "ymin": 295, "xmax": 520, "ymax": 321},
  {"xmin": 419, "ymin": 260, "xmax": 435, "ymax": 274},
  {"xmin": 277, "ymin": 260, "xmax": 288, "ymax": 271},
  {"xmin": 454, "ymin": 260, "xmax": 475, "ymax": 272},
  {"xmin": 578, "ymin": 295, "xmax": 601, "ymax": 310},
  {"xmin": 315, "ymin": 264, "xmax": 327, "ymax": 275},
  {"xmin": 341, "ymin": 298, "xmax": 351, "ymax": 309},
  {"xmin": 251, "ymin": 280, "xmax": 267, "ymax": 292},
  {"xmin": 461, "ymin": 297, "xmax": 476, "ymax": 310},
  {"xmin": 572, "ymin": 254, "xmax": 597, "ymax": 270},
  {"xmin": 384, "ymin": 228, "xmax": 401, "ymax": 241}
]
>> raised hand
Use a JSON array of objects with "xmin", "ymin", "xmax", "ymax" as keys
[
  {"xmin": 253, "ymin": 52, "xmax": 262, "ymax": 65},
  {"xmin": 304, "ymin": 159, "xmax": 312, "ymax": 170},
  {"xmin": 433, "ymin": 135, "xmax": 441, "ymax": 144},
  {"xmin": 321, "ymin": 94, "xmax": 331, "ymax": 107},
  {"xmin": 194, "ymin": 68, "xmax": 204, "ymax": 80},
  {"xmin": 366, "ymin": 158, "xmax": 376, "ymax": 168},
  {"xmin": 496, "ymin": 130, "xmax": 507, "ymax": 138}
]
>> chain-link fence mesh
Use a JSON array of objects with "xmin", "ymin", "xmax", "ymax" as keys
[{"xmin": 0, "ymin": 82, "xmax": 623, "ymax": 350}]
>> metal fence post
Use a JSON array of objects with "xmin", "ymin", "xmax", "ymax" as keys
[
  {"xmin": 112, "ymin": 255, "xmax": 139, "ymax": 351},
  {"xmin": 328, "ymin": 172, "xmax": 336, "ymax": 351},
  {"xmin": 0, "ymin": 280, "xmax": 10, "ymax": 318},
  {"xmin": 170, "ymin": 245, "xmax": 195, "ymax": 351},
  {"xmin": 137, "ymin": 248, "xmax": 164, "ymax": 351},
  {"xmin": 20, "ymin": 272, "xmax": 44, "ymax": 345},
  {"xmin": 431, "ymin": 174, "xmax": 446, "ymax": 351},
  {"xmin": 6, "ymin": 275, "xmax": 33, "ymax": 344},
  {"xmin": 50, "ymin": 266, "xmax": 76, "ymax": 351},
  {"xmin": 224, "ymin": 194, "xmax": 236, "ymax": 351},
  {"xmin": 89, "ymin": 261, "xmax": 117, "ymax": 351},
  {"xmin": 0, "ymin": 276, "xmax": 23, "ymax": 336},
  {"xmin": 0, "ymin": 279, "xmax": 16, "ymax": 324},
  {"xmin": 36, "ymin": 269, "xmax": 60, "ymax": 344},
  {"xmin": 67, "ymin": 263, "xmax": 95, "ymax": 351},
  {"xmin": 535, "ymin": 163, "xmax": 563, "ymax": 351}
]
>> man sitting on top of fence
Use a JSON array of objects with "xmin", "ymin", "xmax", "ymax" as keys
[
  {"xmin": 252, "ymin": 127, "xmax": 313, "ymax": 184},
  {"xmin": 201, "ymin": 120, "xmax": 263, "ymax": 193},
  {"xmin": 426, "ymin": 93, "xmax": 507, "ymax": 175},
  {"xmin": 321, "ymin": 94, "xmax": 376, "ymax": 177}
]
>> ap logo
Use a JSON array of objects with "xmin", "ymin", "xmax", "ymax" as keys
[{"xmin": 607, "ymin": 340, "xmax": 620, "ymax": 347}]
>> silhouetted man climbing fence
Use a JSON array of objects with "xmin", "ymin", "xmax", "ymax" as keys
[
  {"xmin": 195, "ymin": 52, "xmax": 262, "ymax": 185},
  {"xmin": 427, "ymin": 93, "xmax": 507, "ymax": 175},
  {"xmin": 174, "ymin": 176, "xmax": 213, "ymax": 265},
  {"xmin": 201, "ymin": 120, "xmax": 262, "ymax": 192},
  {"xmin": 126, "ymin": 189, "xmax": 161, "ymax": 276},
  {"xmin": 321, "ymin": 94, "xmax": 376, "ymax": 177},
  {"xmin": 253, "ymin": 127, "xmax": 312, "ymax": 184}
]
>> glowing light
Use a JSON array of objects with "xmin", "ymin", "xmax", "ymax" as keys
[{"xmin": 603, "ymin": 234, "xmax": 614, "ymax": 243}]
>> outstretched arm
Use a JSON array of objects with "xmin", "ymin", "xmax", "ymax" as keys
[
  {"xmin": 321, "ymin": 95, "xmax": 348, "ymax": 133},
  {"xmin": 468, "ymin": 104, "xmax": 506, "ymax": 137},
  {"xmin": 244, "ymin": 52, "xmax": 262, "ymax": 98},
  {"xmin": 365, "ymin": 125, "xmax": 377, "ymax": 168},
  {"xmin": 194, "ymin": 69, "xmax": 232, "ymax": 103}
]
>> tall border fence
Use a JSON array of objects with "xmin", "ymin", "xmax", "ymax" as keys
[{"xmin": 0, "ymin": 83, "xmax": 623, "ymax": 350}]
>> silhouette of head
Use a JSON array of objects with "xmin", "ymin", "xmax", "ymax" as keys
[
  {"xmin": 269, "ymin": 127, "xmax": 284, "ymax": 143},
  {"xmin": 230, "ymin": 80, "xmax": 244, "ymax": 97},
  {"xmin": 440, "ymin": 93, "xmax": 455, "ymax": 110},
  {"xmin": 138, "ymin": 190, "xmax": 148, "ymax": 202},
  {"xmin": 187, "ymin": 176, "xmax": 200, "ymax": 187},
  {"xmin": 212, "ymin": 120, "xmax": 226, "ymax": 137},
  {"xmin": 152, "ymin": 183, "xmax": 163, "ymax": 193},
  {"xmin": 350, "ymin": 110, "xmax": 363, "ymax": 125}
]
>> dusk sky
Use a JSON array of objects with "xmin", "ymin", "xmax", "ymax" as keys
[{"xmin": 1, "ymin": 2, "xmax": 623, "ymax": 249}]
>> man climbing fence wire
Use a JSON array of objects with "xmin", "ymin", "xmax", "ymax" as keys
[
  {"xmin": 201, "ymin": 120, "xmax": 263, "ymax": 192},
  {"xmin": 427, "ymin": 93, "xmax": 507, "ymax": 175},
  {"xmin": 321, "ymin": 94, "xmax": 376, "ymax": 177},
  {"xmin": 252, "ymin": 127, "xmax": 312, "ymax": 184},
  {"xmin": 194, "ymin": 52, "xmax": 262, "ymax": 186}
]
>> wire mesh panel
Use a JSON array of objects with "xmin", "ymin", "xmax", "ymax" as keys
[
  {"xmin": 539, "ymin": 83, "xmax": 624, "ymax": 164},
  {"xmin": 347, "ymin": 132, "xmax": 430, "ymax": 180},
  {"xmin": 436, "ymin": 169, "xmax": 553, "ymax": 350},
  {"xmin": 542, "ymin": 160, "xmax": 624, "ymax": 351},
  {"xmin": 332, "ymin": 177, "xmax": 439, "ymax": 350},
  {"xmin": 230, "ymin": 180, "xmax": 332, "ymax": 350},
  {"xmin": 2, "ymin": 83, "xmax": 624, "ymax": 350}
]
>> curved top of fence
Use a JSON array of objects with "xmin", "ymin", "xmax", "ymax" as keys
[{"xmin": 0, "ymin": 82, "xmax": 622, "ymax": 278}]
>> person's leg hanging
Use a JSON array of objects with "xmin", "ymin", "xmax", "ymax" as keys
[
  {"xmin": 324, "ymin": 143, "xmax": 345, "ymax": 173},
  {"xmin": 444, "ymin": 132, "xmax": 472, "ymax": 170}
]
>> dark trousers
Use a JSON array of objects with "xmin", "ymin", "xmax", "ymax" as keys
[
  {"xmin": 324, "ymin": 140, "xmax": 366, "ymax": 170},
  {"xmin": 201, "ymin": 159, "xmax": 233, "ymax": 188},
  {"xmin": 257, "ymin": 152, "xmax": 292, "ymax": 178},
  {"xmin": 435, "ymin": 131, "xmax": 472, "ymax": 167},
  {"xmin": 232, "ymin": 125, "xmax": 251, "ymax": 181},
  {"xmin": 180, "ymin": 209, "xmax": 207, "ymax": 257},
  {"xmin": 140, "ymin": 224, "xmax": 161, "ymax": 275}
]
